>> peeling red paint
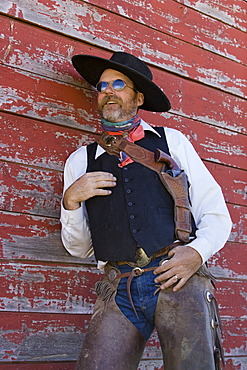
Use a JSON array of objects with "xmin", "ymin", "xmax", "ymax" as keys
[
  {"xmin": 0, "ymin": 113, "xmax": 95, "ymax": 170},
  {"xmin": 0, "ymin": 0, "xmax": 246, "ymax": 368}
]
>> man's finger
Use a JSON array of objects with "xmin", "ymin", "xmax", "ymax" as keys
[
  {"xmin": 172, "ymin": 278, "xmax": 188, "ymax": 292},
  {"xmin": 159, "ymin": 276, "xmax": 188, "ymax": 292},
  {"xmin": 94, "ymin": 188, "xmax": 113, "ymax": 196},
  {"xmin": 95, "ymin": 179, "xmax": 117, "ymax": 189}
]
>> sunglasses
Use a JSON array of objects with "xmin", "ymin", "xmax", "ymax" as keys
[{"xmin": 95, "ymin": 79, "xmax": 137, "ymax": 93}]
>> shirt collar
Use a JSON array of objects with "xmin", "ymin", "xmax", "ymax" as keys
[{"xmin": 95, "ymin": 119, "xmax": 160, "ymax": 159}]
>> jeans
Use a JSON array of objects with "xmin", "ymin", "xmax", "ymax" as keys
[{"xmin": 115, "ymin": 257, "xmax": 163, "ymax": 340}]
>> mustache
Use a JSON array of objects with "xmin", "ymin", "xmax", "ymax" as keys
[{"xmin": 98, "ymin": 95, "xmax": 122, "ymax": 110}]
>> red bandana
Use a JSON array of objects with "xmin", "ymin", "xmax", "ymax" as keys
[
  {"xmin": 118, "ymin": 125, "xmax": 145, "ymax": 167},
  {"xmin": 103, "ymin": 115, "xmax": 145, "ymax": 167}
]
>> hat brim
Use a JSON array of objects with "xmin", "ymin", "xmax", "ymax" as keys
[{"xmin": 72, "ymin": 55, "xmax": 171, "ymax": 112}]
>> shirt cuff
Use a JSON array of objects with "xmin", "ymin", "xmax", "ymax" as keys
[
  {"xmin": 60, "ymin": 202, "xmax": 84, "ymax": 225},
  {"xmin": 187, "ymin": 238, "xmax": 213, "ymax": 264}
]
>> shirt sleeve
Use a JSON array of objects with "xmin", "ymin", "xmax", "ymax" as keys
[
  {"xmin": 60, "ymin": 146, "xmax": 94, "ymax": 259},
  {"xmin": 165, "ymin": 127, "xmax": 232, "ymax": 263}
]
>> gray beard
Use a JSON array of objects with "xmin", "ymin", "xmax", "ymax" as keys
[
  {"xmin": 101, "ymin": 106, "xmax": 129, "ymax": 122},
  {"xmin": 98, "ymin": 95, "xmax": 138, "ymax": 123}
]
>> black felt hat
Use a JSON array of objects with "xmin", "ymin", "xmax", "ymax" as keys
[{"xmin": 72, "ymin": 51, "xmax": 171, "ymax": 112}]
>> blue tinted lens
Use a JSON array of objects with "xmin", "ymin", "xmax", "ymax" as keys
[
  {"xmin": 96, "ymin": 81, "xmax": 107, "ymax": 92},
  {"xmin": 96, "ymin": 79, "xmax": 126, "ymax": 92},
  {"xmin": 112, "ymin": 79, "xmax": 126, "ymax": 91}
]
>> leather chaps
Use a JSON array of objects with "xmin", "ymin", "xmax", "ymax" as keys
[{"xmin": 75, "ymin": 264, "xmax": 223, "ymax": 370}]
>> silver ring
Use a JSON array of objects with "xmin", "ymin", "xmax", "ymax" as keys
[
  {"xmin": 174, "ymin": 275, "xmax": 179, "ymax": 280},
  {"xmin": 161, "ymin": 259, "xmax": 169, "ymax": 265}
]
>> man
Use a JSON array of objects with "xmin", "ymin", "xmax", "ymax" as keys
[{"xmin": 60, "ymin": 52, "xmax": 232, "ymax": 369}]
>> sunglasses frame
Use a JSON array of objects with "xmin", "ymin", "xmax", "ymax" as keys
[{"xmin": 96, "ymin": 79, "xmax": 137, "ymax": 93}]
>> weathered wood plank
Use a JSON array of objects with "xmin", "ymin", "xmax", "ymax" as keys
[
  {"xmin": 0, "ymin": 162, "xmax": 62, "ymax": 218},
  {"xmin": 224, "ymin": 357, "xmax": 247, "ymax": 370},
  {"xmin": 0, "ymin": 64, "xmax": 246, "ymax": 136},
  {"xmin": 1, "ymin": 112, "xmax": 246, "ymax": 172},
  {"xmin": 88, "ymin": 0, "xmax": 247, "ymax": 62},
  {"xmin": 0, "ymin": 114, "xmax": 246, "ymax": 208},
  {"xmin": 205, "ymin": 163, "xmax": 247, "ymax": 205},
  {"xmin": 0, "ymin": 0, "xmax": 246, "ymax": 96},
  {"xmin": 228, "ymin": 204, "xmax": 247, "ymax": 244},
  {"xmin": 167, "ymin": 114, "xmax": 247, "ymax": 170},
  {"xmin": 0, "ymin": 211, "xmax": 85, "ymax": 264},
  {"xmin": 1, "ymin": 160, "xmax": 245, "ymax": 220},
  {"xmin": 214, "ymin": 280, "xmax": 247, "ymax": 318},
  {"xmin": 138, "ymin": 361, "xmax": 163, "ymax": 369},
  {"xmin": 0, "ymin": 365, "xmax": 75, "ymax": 369},
  {"xmin": 0, "ymin": 64, "xmax": 99, "ymax": 131},
  {"xmin": 0, "ymin": 312, "xmax": 90, "ymax": 363},
  {"xmin": 2, "ymin": 365, "xmax": 75, "ymax": 369},
  {"xmin": 0, "ymin": 113, "xmax": 95, "ymax": 171},
  {"xmin": 0, "ymin": 312, "xmax": 246, "ymax": 363},
  {"xmin": 0, "ymin": 0, "xmax": 245, "ymax": 368},
  {"xmin": 0, "ymin": 262, "xmax": 102, "ymax": 314},
  {"xmin": 1, "ymin": 203, "xmax": 245, "ymax": 273},
  {"xmin": 0, "ymin": 163, "xmax": 245, "ymax": 241},
  {"xmin": 176, "ymin": 0, "xmax": 247, "ymax": 32},
  {"xmin": 0, "ymin": 311, "xmax": 163, "ymax": 363},
  {"xmin": 151, "ymin": 66, "xmax": 246, "ymax": 134},
  {"xmin": 1, "ymin": 209, "xmax": 245, "ymax": 280},
  {"xmin": 0, "ymin": 261, "xmax": 246, "ymax": 317},
  {"xmin": 0, "ymin": 14, "xmax": 81, "ymax": 86},
  {"xmin": 222, "ymin": 317, "xmax": 247, "ymax": 357},
  {"xmin": 208, "ymin": 242, "xmax": 247, "ymax": 280},
  {"xmin": 2, "ymin": 358, "xmax": 246, "ymax": 370}
]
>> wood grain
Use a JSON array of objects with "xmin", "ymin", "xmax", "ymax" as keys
[
  {"xmin": 0, "ymin": 10, "xmax": 246, "ymax": 99},
  {"xmin": 0, "ymin": 0, "xmax": 246, "ymax": 367}
]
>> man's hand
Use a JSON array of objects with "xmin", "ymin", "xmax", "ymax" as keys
[
  {"xmin": 63, "ymin": 171, "xmax": 117, "ymax": 210},
  {"xmin": 154, "ymin": 246, "xmax": 202, "ymax": 292}
]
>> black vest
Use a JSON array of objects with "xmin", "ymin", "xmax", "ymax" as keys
[{"xmin": 86, "ymin": 128, "xmax": 190, "ymax": 262}]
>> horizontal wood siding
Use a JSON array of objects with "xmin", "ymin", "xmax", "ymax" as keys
[{"xmin": 0, "ymin": 0, "xmax": 246, "ymax": 368}]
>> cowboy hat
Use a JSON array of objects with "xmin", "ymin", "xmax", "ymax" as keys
[{"xmin": 72, "ymin": 51, "xmax": 171, "ymax": 112}]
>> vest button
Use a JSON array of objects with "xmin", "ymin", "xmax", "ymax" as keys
[
  {"xmin": 128, "ymin": 202, "xmax": 133, "ymax": 207},
  {"xmin": 126, "ymin": 189, "xmax": 131, "ymax": 194},
  {"xmin": 132, "ymin": 229, "xmax": 137, "ymax": 234},
  {"xmin": 130, "ymin": 215, "xmax": 135, "ymax": 220},
  {"xmin": 124, "ymin": 178, "xmax": 129, "ymax": 183}
]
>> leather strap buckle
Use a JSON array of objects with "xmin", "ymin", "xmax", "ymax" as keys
[{"xmin": 132, "ymin": 267, "xmax": 144, "ymax": 276}]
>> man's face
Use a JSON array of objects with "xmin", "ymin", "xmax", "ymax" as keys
[{"xmin": 97, "ymin": 69, "xmax": 144, "ymax": 123}]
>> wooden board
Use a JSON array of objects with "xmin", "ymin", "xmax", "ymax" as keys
[
  {"xmin": 0, "ymin": 0, "xmax": 246, "ymax": 80},
  {"xmin": 1, "ymin": 63, "xmax": 246, "ymax": 138},
  {"xmin": 176, "ymin": 0, "xmax": 247, "ymax": 31},
  {"xmin": 0, "ymin": 0, "xmax": 246, "ymax": 367},
  {"xmin": 1, "ymin": 209, "xmax": 245, "ymax": 281},
  {"xmin": 0, "ymin": 308, "xmax": 246, "ymax": 362},
  {"xmin": 1, "ymin": 112, "xmax": 246, "ymax": 172},
  {"xmin": 89, "ymin": 0, "xmax": 247, "ymax": 61},
  {"xmin": 0, "ymin": 113, "xmax": 95, "ymax": 171}
]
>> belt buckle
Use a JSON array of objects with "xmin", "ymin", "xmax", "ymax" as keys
[{"xmin": 127, "ymin": 247, "xmax": 151, "ymax": 268}]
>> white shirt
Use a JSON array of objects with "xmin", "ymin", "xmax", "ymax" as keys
[{"xmin": 60, "ymin": 120, "xmax": 232, "ymax": 268}]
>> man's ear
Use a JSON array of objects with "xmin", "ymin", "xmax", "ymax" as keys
[{"xmin": 137, "ymin": 92, "xmax": 144, "ymax": 107}]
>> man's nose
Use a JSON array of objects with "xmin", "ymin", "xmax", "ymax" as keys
[{"xmin": 104, "ymin": 83, "xmax": 115, "ymax": 94}]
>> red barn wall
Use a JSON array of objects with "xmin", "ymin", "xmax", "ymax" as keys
[{"xmin": 0, "ymin": 0, "xmax": 246, "ymax": 368}]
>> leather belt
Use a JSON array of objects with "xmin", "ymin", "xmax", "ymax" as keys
[
  {"xmin": 114, "ymin": 241, "xmax": 183, "ymax": 268},
  {"xmin": 111, "ymin": 241, "xmax": 184, "ymax": 319}
]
